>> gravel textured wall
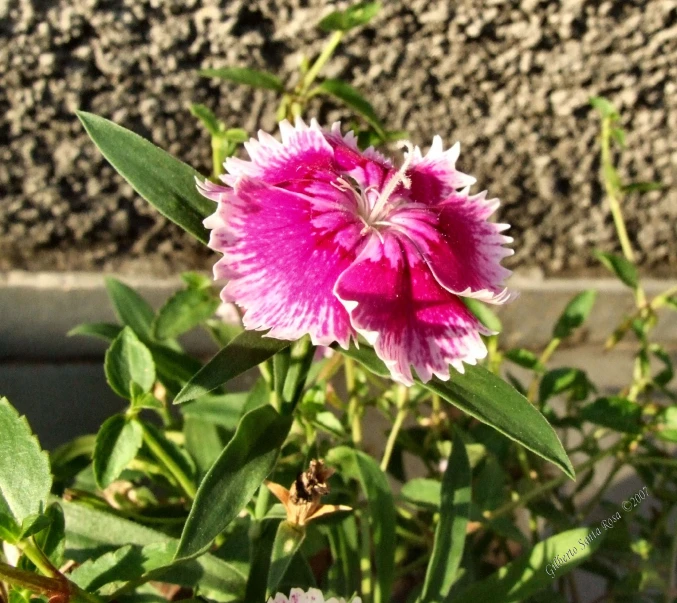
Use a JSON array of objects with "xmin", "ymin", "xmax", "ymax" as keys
[{"xmin": 2, "ymin": 0, "xmax": 675, "ymax": 277}]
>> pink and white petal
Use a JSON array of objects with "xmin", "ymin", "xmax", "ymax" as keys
[
  {"xmin": 223, "ymin": 118, "xmax": 336, "ymax": 187},
  {"xmin": 221, "ymin": 178, "xmax": 364, "ymax": 347},
  {"xmin": 267, "ymin": 595, "xmax": 290, "ymax": 603},
  {"xmin": 406, "ymin": 136, "xmax": 476, "ymax": 205},
  {"xmin": 391, "ymin": 190, "xmax": 514, "ymax": 303},
  {"xmin": 334, "ymin": 232, "xmax": 490, "ymax": 385}
]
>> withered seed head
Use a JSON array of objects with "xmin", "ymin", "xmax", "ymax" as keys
[
  {"xmin": 290, "ymin": 459, "xmax": 335, "ymax": 504},
  {"xmin": 265, "ymin": 459, "xmax": 350, "ymax": 527}
]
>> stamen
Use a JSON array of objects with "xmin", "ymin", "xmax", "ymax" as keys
[{"xmin": 369, "ymin": 140, "xmax": 414, "ymax": 222}]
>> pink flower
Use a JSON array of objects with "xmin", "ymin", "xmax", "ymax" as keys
[
  {"xmin": 200, "ymin": 119, "xmax": 513, "ymax": 385},
  {"xmin": 268, "ymin": 588, "xmax": 361, "ymax": 603}
]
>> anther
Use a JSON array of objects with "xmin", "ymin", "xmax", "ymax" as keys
[{"xmin": 368, "ymin": 140, "xmax": 414, "ymax": 222}]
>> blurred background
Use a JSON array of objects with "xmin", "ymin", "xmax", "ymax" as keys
[{"xmin": 0, "ymin": 0, "xmax": 676, "ymax": 447}]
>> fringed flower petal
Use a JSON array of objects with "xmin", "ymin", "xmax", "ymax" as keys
[
  {"xmin": 335, "ymin": 232, "xmax": 491, "ymax": 385},
  {"xmin": 208, "ymin": 177, "xmax": 363, "ymax": 347}
]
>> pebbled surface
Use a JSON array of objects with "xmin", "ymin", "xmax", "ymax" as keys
[{"xmin": 1, "ymin": 0, "xmax": 675, "ymax": 276}]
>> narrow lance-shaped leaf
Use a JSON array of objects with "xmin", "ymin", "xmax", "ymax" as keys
[
  {"xmin": 420, "ymin": 430, "xmax": 471, "ymax": 602},
  {"xmin": 67, "ymin": 322, "xmax": 122, "ymax": 343},
  {"xmin": 175, "ymin": 405, "xmax": 292, "ymax": 560},
  {"xmin": 593, "ymin": 251, "xmax": 638, "ymax": 289},
  {"xmin": 316, "ymin": 79, "xmax": 385, "ymax": 136},
  {"xmin": 174, "ymin": 330, "xmax": 291, "ymax": 404},
  {"xmin": 267, "ymin": 522, "xmax": 306, "ymax": 596},
  {"xmin": 451, "ymin": 528, "xmax": 604, "ymax": 603},
  {"xmin": 552, "ymin": 289, "xmax": 597, "ymax": 340},
  {"xmin": 105, "ymin": 278, "xmax": 156, "ymax": 343},
  {"xmin": 199, "ymin": 67, "xmax": 284, "ymax": 92},
  {"xmin": 319, "ymin": 2, "xmax": 381, "ymax": 31},
  {"xmin": 77, "ymin": 111, "xmax": 213, "ymax": 244},
  {"xmin": 190, "ymin": 104, "xmax": 223, "ymax": 137},
  {"xmin": 0, "ymin": 398, "xmax": 52, "ymax": 541},
  {"xmin": 327, "ymin": 446, "xmax": 396, "ymax": 603},
  {"xmin": 336, "ymin": 344, "xmax": 574, "ymax": 479}
]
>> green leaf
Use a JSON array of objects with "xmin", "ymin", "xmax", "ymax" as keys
[
  {"xmin": 462, "ymin": 298, "xmax": 502, "ymax": 333},
  {"xmin": 77, "ymin": 111, "xmax": 213, "ymax": 244},
  {"xmin": 503, "ymin": 348, "xmax": 545, "ymax": 372},
  {"xmin": 319, "ymin": 2, "xmax": 381, "ymax": 31},
  {"xmin": 327, "ymin": 446, "xmax": 395, "ymax": 603},
  {"xmin": 105, "ymin": 278, "xmax": 157, "ymax": 343},
  {"xmin": 50, "ymin": 435, "xmax": 96, "ymax": 483},
  {"xmin": 400, "ymin": 478, "xmax": 441, "ymax": 509},
  {"xmin": 61, "ymin": 501, "xmax": 246, "ymax": 600},
  {"xmin": 175, "ymin": 405, "xmax": 292, "ymax": 559},
  {"xmin": 267, "ymin": 522, "xmax": 306, "ymax": 596},
  {"xmin": 93, "ymin": 415, "xmax": 143, "ymax": 488},
  {"xmin": 223, "ymin": 128, "xmax": 249, "ymax": 143},
  {"xmin": 337, "ymin": 345, "xmax": 574, "ymax": 479},
  {"xmin": 199, "ymin": 67, "xmax": 284, "ymax": 92},
  {"xmin": 316, "ymin": 79, "xmax": 384, "ymax": 135},
  {"xmin": 183, "ymin": 418, "xmax": 227, "ymax": 479},
  {"xmin": 181, "ymin": 272, "xmax": 213, "ymax": 290},
  {"xmin": 0, "ymin": 398, "xmax": 51, "ymax": 531},
  {"xmin": 651, "ymin": 343, "xmax": 674, "ymax": 387},
  {"xmin": 174, "ymin": 330, "xmax": 291, "ymax": 404},
  {"xmin": 589, "ymin": 96, "xmax": 619, "ymax": 120},
  {"xmin": 621, "ymin": 181, "xmax": 665, "ymax": 194},
  {"xmin": 452, "ymin": 527, "xmax": 604, "ymax": 602},
  {"xmin": 34, "ymin": 503, "xmax": 65, "ymax": 568},
  {"xmin": 580, "ymin": 397, "xmax": 642, "ymax": 434},
  {"xmin": 593, "ymin": 251, "xmax": 638, "ymax": 289},
  {"xmin": 181, "ymin": 393, "xmax": 249, "ymax": 429},
  {"xmin": 189, "ymin": 104, "xmax": 222, "ymax": 137},
  {"xmin": 539, "ymin": 368, "xmax": 592, "ymax": 403},
  {"xmin": 153, "ymin": 288, "xmax": 220, "ymax": 340},
  {"xmin": 68, "ymin": 322, "xmax": 122, "ymax": 342},
  {"xmin": 19, "ymin": 514, "xmax": 52, "ymax": 539},
  {"xmin": 552, "ymin": 290, "xmax": 597, "ymax": 340},
  {"xmin": 105, "ymin": 327, "xmax": 156, "ymax": 399},
  {"xmin": 421, "ymin": 430, "xmax": 471, "ymax": 602}
]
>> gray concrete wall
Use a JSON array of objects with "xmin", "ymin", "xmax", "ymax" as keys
[{"xmin": 1, "ymin": 0, "xmax": 675, "ymax": 277}]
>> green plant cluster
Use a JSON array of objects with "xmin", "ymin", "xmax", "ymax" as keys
[{"xmin": 1, "ymin": 3, "xmax": 675, "ymax": 603}]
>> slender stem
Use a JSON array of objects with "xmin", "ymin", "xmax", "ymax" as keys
[
  {"xmin": 141, "ymin": 424, "xmax": 197, "ymax": 500},
  {"xmin": 527, "ymin": 337, "xmax": 560, "ymax": 403},
  {"xmin": 359, "ymin": 511, "xmax": 372, "ymax": 603},
  {"xmin": 485, "ymin": 439, "xmax": 628, "ymax": 521},
  {"xmin": 601, "ymin": 117, "xmax": 635, "ymax": 263},
  {"xmin": 380, "ymin": 385, "xmax": 408, "ymax": 472},
  {"xmin": 17, "ymin": 540, "xmax": 58, "ymax": 578},
  {"xmin": 667, "ymin": 506, "xmax": 677, "ymax": 603},
  {"xmin": 0, "ymin": 561, "xmax": 61, "ymax": 595},
  {"xmin": 578, "ymin": 459, "xmax": 622, "ymax": 520},
  {"xmin": 345, "ymin": 357, "xmax": 363, "ymax": 447},
  {"xmin": 300, "ymin": 31, "xmax": 344, "ymax": 94}
]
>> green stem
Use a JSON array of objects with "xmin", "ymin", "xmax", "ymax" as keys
[
  {"xmin": 667, "ymin": 505, "xmax": 677, "ymax": 603},
  {"xmin": 359, "ymin": 511, "xmax": 372, "ymax": 603},
  {"xmin": 380, "ymin": 385, "xmax": 408, "ymax": 472},
  {"xmin": 300, "ymin": 31, "xmax": 344, "ymax": 94},
  {"xmin": 18, "ymin": 539, "xmax": 58, "ymax": 578},
  {"xmin": 527, "ymin": 337, "xmax": 560, "ymax": 403},
  {"xmin": 486, "ymin": 439, "xmax": 628, "ymax": 521},
  {"xmin": 0, "ymin": 561, "xmax": 61, "ymax": 595},
  {"xmin": 140, "ymin": 424, "xmax": 197, "ymax": 500},
  {"xmin": 345, "ymin": 357, "xmax": 363, "ymax": 447},
  {"xmin": 577, "ymin": 459, "xmax": 622, "ymax": 520},
  {"xmin": 601, "ymin": 117, "xmax": 635, "ymax": 263}
]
